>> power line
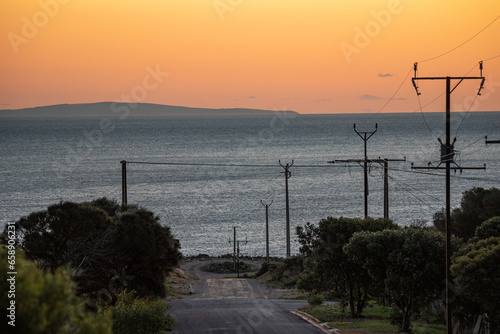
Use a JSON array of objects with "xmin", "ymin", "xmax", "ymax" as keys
[
  {"xmin": 123, "ymin": 160, "xmax": 357, "ymax": 169},
  {"xmin": 416, "ymin": 92, "xmax": 438, "ymax": 138},
  {"xmin": 387, "ymin": 174, "xmax": 441, "ymax": 208},
  {"xmin": 483, "ymin": 53, "xmax": 500, "ymax": 62},
  {"xmin": 418, "ymin": 15, "xmax": 500, "ymax": 63},
  {"xmin": 124, "ymin": 161, "xmax": 277, "ymax": 168},
  {"xmin": 454, "ymin": 62, "xmax": 485, "ymax": 138},
  {"xmin": 375, "ymin": 67, "xmax": 413, "ymax": 114}
]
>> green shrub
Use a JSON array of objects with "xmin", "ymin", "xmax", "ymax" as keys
[
  {"xmin": 201, "ymin": 261, "xmax": 254, "ymax": 273},
  {"xmin": 255, "ymin": 262, "xmax": 269, "ymax": 277},
  {"xmin": 308, "ymin": 294, "xmax": 325, "ymax": 306},
  {"xmin": 112, "ymin": 292, "xmax": 174, "ymax": 334},
  {"xmin": 270, "ymin": 255, "xmax": 303, "ymax": 287},
  {"xmin": 70, "ymin": 308, "xmax": 113, "ymax": 334},
  {"xmin": 0, "ymin": 248, "xmax": 112, "ymax": 334}
]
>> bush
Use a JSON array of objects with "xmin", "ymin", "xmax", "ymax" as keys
[
  {"xmin": 201, "ymin": 261, "xmax": 254, "ymax": 274},
  {"xmin": 0, "ymin": 248, "xmax": 112, "ymax": 334},
  {"xmin": 474, "ymin": 216, "xmax": 500, "ymax": 240},
  {"xmin": 112, "ymin": 292, "xmax": 174, "ymax": 334},
  {"xmin": 308, "ymin": 294, "xmax": 325, "ymax": 306},
  {"xmin": 255, "ymin": 262, "xmax": 277, "ymax": 278},
  {"xmin": 270, "ymin": 255, "xmax": 303, "ymax": 287},
  {"xmin": 255, "ymin": 262, "xmax": 269, "ymax": 277}
]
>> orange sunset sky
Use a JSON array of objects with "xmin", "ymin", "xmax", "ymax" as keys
[{"xmin": 1, "ymin": 0, "xmax": 499, "ymax": 114}]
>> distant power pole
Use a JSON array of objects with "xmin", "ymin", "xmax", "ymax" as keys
[
  {"xmin": 329, "ymin": 157, "xmax": 405, "ymax": 219},
  {"xmin": 229, "ymin": 234, "xmax": 247, "ymax": 278},
  {"xmin": 260, "ymin": 200, "xmax": 273, "ymax": 264},
  {"xmin": 411, "ymin": 61, "xmax": 485, "ymax": 334},
  {"xmin": 229, "ymin": 226, "xmax": 240, "ymax": 269},
  {"xmin": 379, "ymin": 157, "xmax": 406, "ymax": 219},
  {"xmin": 280, "ymin": 160, "xmax": 294, "ymax": 257},
  {"xmin": 329, "ymin": 124, "xmax": 379, "ymax": 218},
  {"xmin": 120, "ymin": 160, "xmax": 127, "ymax": 206},
  {"xmin": 354, "ymin": 124, "xmax": 377, "ymax": 218}
]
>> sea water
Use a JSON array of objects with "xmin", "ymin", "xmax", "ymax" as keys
[{"xmin": 1, "ymin": 112, "xmax": 499, "ymax": 256}]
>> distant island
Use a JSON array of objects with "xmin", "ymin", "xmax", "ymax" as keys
[{"xmin": 0, "ymin": 102, "xmax": 299, "ymax": 118}]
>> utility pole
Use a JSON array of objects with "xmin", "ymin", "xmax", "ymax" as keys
[
  {"xmin": 411, "ymin": 61, "xmax": 485, "ymax": 334},
  {"xmin": 229, "ymin": 226, "xmax": 240, "ymax": 269},
  {"xmin": 237, "ymin": 240, "xmax": 240, "ymax": 278},
  {"xmin": 329, "ymin": 157, "xmax": 405, "ymax": 219},
  {"xmin": 280, "ymin": 160, "xmax": 293, "ymax": 257},
  {"xmin": 120, "ymin": 160, "xmax": 127, "ymax": 206},
  {"xmin": 260, "ymin": 200, "xmax": 273, "ymax": 264},
  {"xmin": 230, "ymin": 236, "xmax": 247, "ymax": 278},
  {"xmin": 354, "ymin": 124, "xmax": 377, "ymax": 217},
  {"xmin": 380, "ymin": 158, "xmax": 406, "ymax": 219}
]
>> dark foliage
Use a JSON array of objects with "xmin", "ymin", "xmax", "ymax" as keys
[
  {"xmin": 452, "ymin": 237, "xmax": 500, "ymax": 333},
  {"xmin": 433, "ymin": 187, "xmax": 500, "ymax": 241},
  {"xmin": 1, "ymin": 198, "xmax": 181, "ymax": 303},
  {"xmin": 296, "ymin": 216, "xmax": 398, "ymax": 318},
  {"xmin": 346, "ymin": 227, "xmax": 448, "ymax": 332},
  {"xmin": 474, "ymin": 216, "xmax": 500, "ymax": 240}
]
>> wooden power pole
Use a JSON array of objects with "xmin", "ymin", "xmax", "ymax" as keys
[
  {"xmin": 260, "ymin": 200, "xmax": 273, "ymax": 263},
  {"xmin": 355, "ymin": 123, "xmax": 377, "ymax": 218},
  {"xmin": 411, "ymin": 61, "xmax": 485, "ymax": 334},
  {"xmin": 280, "ymin": 160, "xmax": 293, "ymax": 257},
  {"xmin": 120, "ymin": 160, "xmax": 127, "ymax": 206}
]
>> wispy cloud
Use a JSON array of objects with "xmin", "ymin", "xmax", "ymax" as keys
[
  {"xmin": 1, "ymin": 103, "xmax": 12, "ymax": 106},
  {"xmin": 390, "ymin": 97, "xmax": 407, "ymax": 101},
  {"xmin": 248, "ymin": 95, "xmax": 256, "ymax": 99},
  {"xmin": 360, "ymin": 94, "xmax": 383, "ymax": 100},
  {"xmin": 378, "ymin": 73, "xmax": 394, "ymax": 77},
  {"xmin": 315, "ymin": 98, "xmax": 331, "ymax": 102}
]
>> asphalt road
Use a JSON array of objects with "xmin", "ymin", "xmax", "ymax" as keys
[{"xmin": 166, "ymin": 260, "xmax": 325, "ymax": 334}]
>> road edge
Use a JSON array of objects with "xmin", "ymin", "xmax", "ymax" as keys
[{"xmin": 291, "ymin": 310, "xmax": 339, "ymax": 334}]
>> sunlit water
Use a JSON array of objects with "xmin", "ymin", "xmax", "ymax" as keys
[{"xmin": 1, "ymin": 112, "xmax": 500, "ymax": 256}]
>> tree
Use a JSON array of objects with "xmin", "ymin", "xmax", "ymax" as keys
[
  {"xmin": 1, "ymin": 198, "xmax": 182, "ymax": 303},
  {"xmin": 9, "ymin": 201, "xmax": 112, "ymax": 272},
  {"xmin": 345, "ymin": 228, "xmax": 447, "ymax": 332},
  {"xmin": 433, "ymin": 187, "xmax": 500, "ymax": 241},
  {"xmin": 451, "ymin": 237, "xmax": 500, "ymax": 332},
  {"xmin": 296, "ymin": 217, "xmax": 398, "ymax": 317},
  {"xmin": 0, "ymin": 248, "xmax": 112, "ymax": 334},
  {"xmin": 474, "ymin": 216, "xmax": 500, "ymax": 240},
  {"xmin": 109, "ymin": 207, "xmax": 182, "ymax": 297}
]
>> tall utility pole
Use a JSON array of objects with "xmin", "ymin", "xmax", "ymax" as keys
[
  {"xmin": 279, "ymin": 160, "xmax": 293, "ymax": 257},
  {"xmin": 120, "ymin": 160, "xmax": 127, "ymax": 206},
  {"xmin": 329, "ymin": 157, "xmax": 405, "ymax": 219},
  {"xmin": 411, "ymin": 62, "xmax": 485, "ymax": 334},
  {"xmin": 260, "ymin": 200, "xmax": 273, "ymax": 264},
  {"xmin": 354, "ymin": 124, "xmax": 377, "ymax": 217}
]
